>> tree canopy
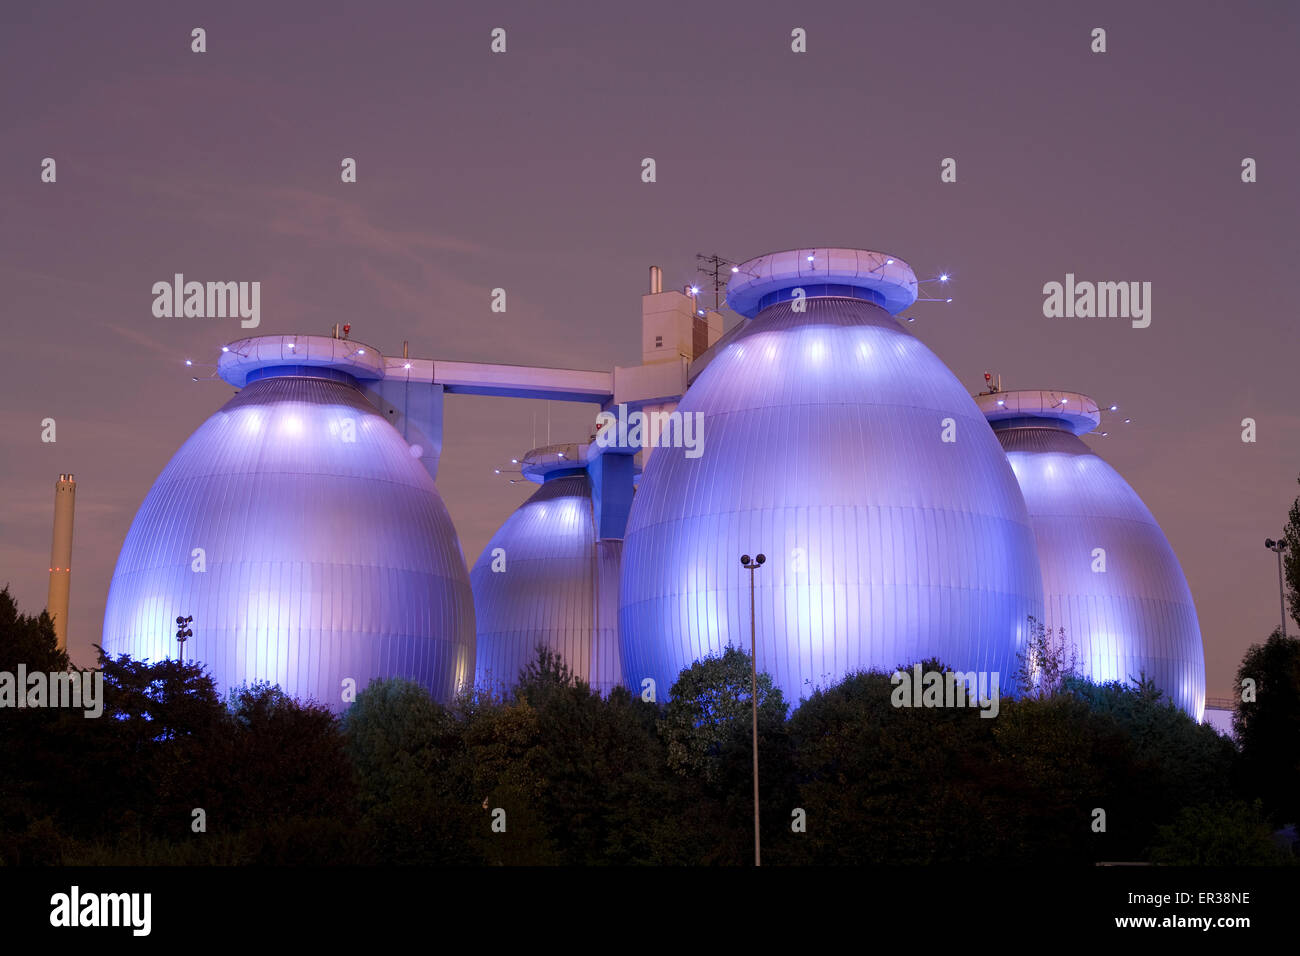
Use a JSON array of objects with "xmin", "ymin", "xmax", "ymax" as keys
[{"xmin": 0, "ymin": 589, "xmax": 1294, "ymax": 865}]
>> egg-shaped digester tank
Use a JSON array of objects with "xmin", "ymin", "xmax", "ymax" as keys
[
  {"xmin": 102, "ymin": 335, "xmax": 475, "ymax": 708},
  {"xmin": 471, "ymin": 443, "xmax": 623, "ymax": 695},
  {"xmin": 976, "ymin": 389, "xmax": 1206, "ymax": 718},
  {"xmin": 619, "ymin": 248, "xmax": 1045, "ymax": 705}
]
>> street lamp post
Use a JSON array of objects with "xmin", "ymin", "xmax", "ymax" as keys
[
  {"xmin": 740, "ymin": 552, "xmax": 766, "ymax": 867},
  {"xmin": 1265, "ymin": 539, "xmax": 1289, "ymax": 638}
]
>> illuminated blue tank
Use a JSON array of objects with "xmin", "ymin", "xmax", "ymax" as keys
[
  {"xmin": 102, "ymin": 335, "xmax": 475, "ymax": 709},
  {"xmin": 470, "ymin": 443, "xmax": 623, "ymax": 695},
  {"xmin": 977, "ymin": 389, "xmax": 1206, "ymax": 718},
  {"xmin": 619, "ymin": 248, "xmax": 1045, "ymax": 705}
]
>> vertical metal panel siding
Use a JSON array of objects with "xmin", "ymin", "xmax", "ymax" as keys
[
  {"xmin": 591, "ymin": 538, "xmax": 624, "ymax": 693},
  {"xmin": 620, "ymin": 297, "xmax": 1044, "ymax": 706},
  {"xmin": 999, "ymin": 426, "xmax": 1206, "ymax": 719},
  {"xmin": 471, "ymin": 475, "xmax": 624, "ymax": 695},
  {"xmin": 102, "ymin": 374, "xmax": 476, "ymax": 709}
]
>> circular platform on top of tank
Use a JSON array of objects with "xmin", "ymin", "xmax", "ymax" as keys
[
  {"xmin": 519, "ymin": 442, "xmax": 587, "ymax": 483},
  {"xmin": 218, "ymin": 334, "xmax": 386, "ymax": 387},
  {"xmin": 974, "ymin": 389, "xmax": 1101, "ymax": 435},
  {"xmin": 725, "ymin": 248, "xmax": 918, "ymax": 318}
]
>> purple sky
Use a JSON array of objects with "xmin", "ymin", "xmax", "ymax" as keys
[{"xmin": 2, "ymin": 1, "xmax": 1296, "ymax": 698}]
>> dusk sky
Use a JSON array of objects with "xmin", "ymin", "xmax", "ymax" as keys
[{"xmin": 1, "ymin": 0, "xmax": 1296, "ymax": 699}]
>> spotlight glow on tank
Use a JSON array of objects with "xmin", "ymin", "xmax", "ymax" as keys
[
  {"xmin": 976, "ymin": 388, "xmax": 1206, "ymax": 718},
  {"xmin": 471, "ymin": 443, "xmax": 623, "ymax": 695},
  {"xmin": 620, "ymin": 248, "xmax": 1044, "ymax": 705},
  {"xmin": 103, "ymin": 336, "xmax": 475, "ymax": 708}
]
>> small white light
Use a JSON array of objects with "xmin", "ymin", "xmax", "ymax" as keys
[
  {"xmin": 1109, "ymin": 404, "xmax": 1118, "ymax": 412},
  {"xmin": 806, "ymin": 255, "xmax": 814, "ymax": 262},
  {"xmin": 287, "ymin": 343, "xmax": 295, "ymax": 349},
  {"xmin": 946, "ymin": 298, "xmax": 952, "ymax": 303},
  {"xmin": 511, "ymin": 459, "xmax": 518, "ymax": 464},
  {"xmin": 885, "ymin": 258, "xmax": 894, "ymax": 265},
  {"xmin": 689, "ymin": 286, "xmax": 699, "ymax": 295},
  {"xmin": 358, "ymin": 349, "xmax": 365, "ymax": 355},
  {"xmin": 494, "ymin": 469, "xmax": 501, "ymax": 475},
  {"xmin": 939, "ymin": 274, "xmax": 949, "ymax": 282},
  {"xmin": 731, "ymin": 266, "xmax": 739, "ymax": 273},
  {"xmin": 221, "ymin": 346, "xmax": 230, "ymax": 353},
  {"xmin": 1124, "ymin": 418, "xmax": 1132, "ymax": 424},
  {"xmin": 558, "ymin": 452, "xmax": 565, "ymax": 459},
  {"xmin": 1062, "ymin": 398, "xmax": 1068, "ymax": 404},
  {"xmin": 185, "ymin": 359, "xmax": 193, "ymax": 366},
  {"xmin": 403, "ymin": 362, "xmax": 412, "ymax": 369},
  {"xmin": 997, "ymin": 400, "xmax": 1005, "ymax": 406}
]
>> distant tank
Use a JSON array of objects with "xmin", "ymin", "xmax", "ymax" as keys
[
  {"xmin": 620, "ymin": 248, "xmax": 1044, "ymax": 705},
  {"xmin": 471, "ymin": 443, "xmax": 623, "ymax": 695},
  {"xmin": 103, "ymin": 335, "xmax": 475, "ymax": 709},
  {"xmin": 977, "ymin": 388, "xmax": 1205, "ymax": 718}
]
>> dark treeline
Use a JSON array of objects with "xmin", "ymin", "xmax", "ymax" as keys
[{"xmin": 0, "ymin": 588, "xmax": 1296, "ymax": 865}]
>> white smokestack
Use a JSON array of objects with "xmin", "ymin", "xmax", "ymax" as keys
[
  {"xmin": 47, "ymin": 473, "xmax": 76, "ymax": 653},
  {"xmin": 649, "ymin": 265, "xmax": 663, "ymax": 294}
]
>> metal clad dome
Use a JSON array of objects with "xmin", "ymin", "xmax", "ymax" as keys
[
  {"xmin": 102, "ymin": 371, "xmax": 475, "ymax": 708},
  {"xmin": 620, "ymin": 251, "xmax": 1044, "ymax": 705},
  {"xmin": 471, "ymin": 454, "xmax": 623, "ymax": 695},
  {"xmin": 982, "ymin": 392, "xmax": 1206, "ymax": 719}
]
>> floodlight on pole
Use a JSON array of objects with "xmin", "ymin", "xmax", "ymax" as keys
[{"xmin": 175, "ymin": 614, "xmax": 193, "ymax": 662}]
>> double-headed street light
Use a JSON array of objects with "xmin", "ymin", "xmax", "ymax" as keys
[{"xmin": 740, "ymin": 552, "xmax": 766, "ymax": 866}]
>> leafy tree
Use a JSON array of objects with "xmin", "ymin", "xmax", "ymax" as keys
[
  {"xmin": 790, "ymin": 662, "xmax": 1233, "ymax": 864},
  {"xmin": 5, "ymin": 578, "xmax": 1292, "ymax": 867},
  {"xmin": 582, "ymin": 686, "xmax": 685, "ymax": 864},
  {"xmin": 1282, "ymin": 474, "xmax": 1300, "ymax": 629},
  {"xmin": 512, "ymin": 644, "xmax": 583, "ymax": 707},
  {"xmin": 1, "ymin": 585, "xmax": 368, "ymax": 865},
  {"xmin": 1065, "ymin": 675, "xmax": 1235, "ymax": 811},
  {"xmin": 514, "ymin": 654, "xmax": 675, "ymax": 864},
  {"xmin": 0, "ymin": 586, "xmax": 69, "ymax": 674},
  {"xmin": 985, "ymin": 692, "xmax": 1151, "ymax": 863},
  {"xmin": 660, "ymin": 645, "xmax": 787, "ymax": 784},
  {"xmin": 789, "ymin": 662, "xmax": 1071, "ymax": 864},
  {"xmin": 789, "ymin": 666, "xmax": 982, "ymax": 864},
  {"xmin": 1233, "ymin": 630, "xmax": 1300, "ymax": 828},
  {"xmin": 341, "ymin": 678, "xmax": 479, "ymax": 865},
  {"xmin": 1013, "ymin": 616, "xmax": 1080, "ymax": 698},
  {"xmin": 219, "ymin": 681, "xmax": 361, "ymax": 863},
  {"xmin": 96, "ymin": 649, "xmax": 225, "ymax": 744},
  {"xmin": 1148, "ymin": 800, "xmax": 1294, "ymax": 865},
  {"xmin": 451, "ymin": 689, "xmax": 561, "ymax": 865},
  {"xmin": 0, "ymin": 587, "xmax": 75, "ymax": 862},
  {"xmin": 658, "ymin": 647, "xmax": 800, "ymax": 864},
  {"xmin": 454, "ymin": 647, "xmax": 686, "ymax": 865}
]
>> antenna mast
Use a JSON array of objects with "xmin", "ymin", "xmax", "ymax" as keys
[{"xmin": 696, "ymin": 254, "xmax": 736, "ymax": 312}]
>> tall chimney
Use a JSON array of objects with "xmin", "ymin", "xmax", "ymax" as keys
[
  {"xmin": 47, "ymin": 473, "xmax": 76, "ymax": 653},
  {"xmin": 648, "ymin": 265, "xmax": 663, "ymax": 294}
]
